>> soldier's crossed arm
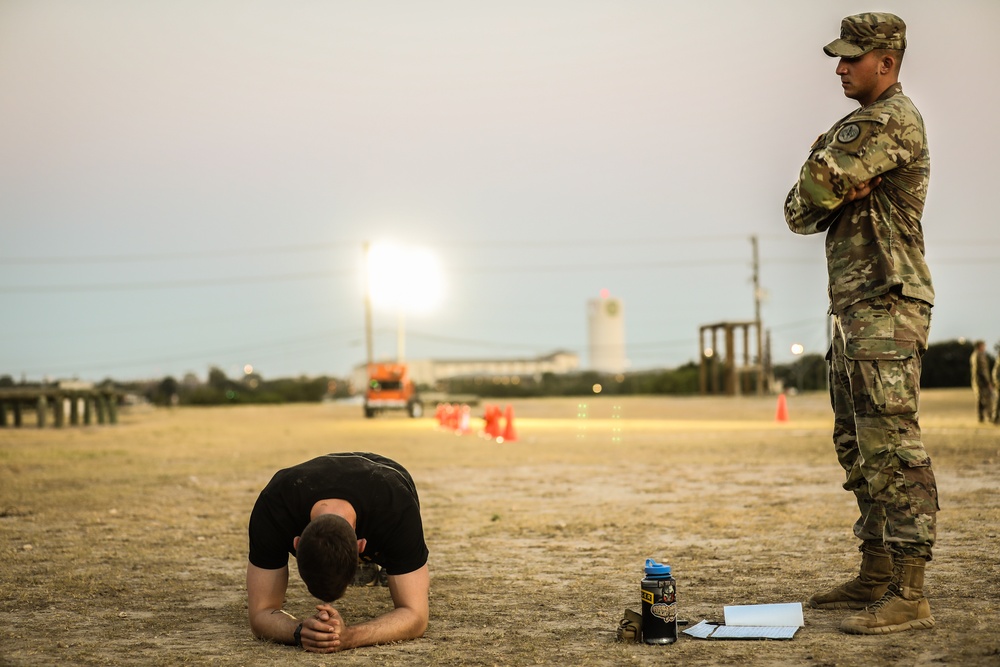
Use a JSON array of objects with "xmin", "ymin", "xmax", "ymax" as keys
[
  {"xmin": 802, "ymin": 107, "xmax": 919, "ymax": 210},
  {"xmin": 787, "ymin": 103, "xmax": 923, "ymax": 235},
  {"xmin": 784, "ymin": 181, "xmax": 839, "ymax": 236}
]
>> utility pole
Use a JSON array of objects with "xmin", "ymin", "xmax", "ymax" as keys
[
  {"xmin": 750, "ymin": 235, "xmax": 764, "ymax": 394},
  {"xmin": 362, "ymin": 242, "xmax": 374, "ymax": 367},
  {"xmin": 751, "ymin": 235, "xmax": 761, "ymax": 329}
]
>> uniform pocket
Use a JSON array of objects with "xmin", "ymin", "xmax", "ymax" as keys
[
  {"xmin": 895, "ymin": 447, "xmax": 940, "ymax": 515},
  {"xmin": 844, "ymin": 338, "xmax": 918, "ymax": 415},
  {"xmin": 844, "ymin": 337, "xmax": 916, "ymax": 362}
]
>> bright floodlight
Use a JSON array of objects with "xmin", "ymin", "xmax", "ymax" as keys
[
  {"xmin": 791, "ymin": 343, "xmax": 805, "ymax": 356},
  {"xmin": 367, "ymin": 243, "xmax": 444, "ymax": 314}
]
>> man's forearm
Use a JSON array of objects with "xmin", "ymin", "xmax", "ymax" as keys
[
  {"xmin": 340, "ymin": 605, "xmax": 427, "ymax": 650},
  {"xmin": 249, "ymin": 608, "xmax": 299, "ymax": 646},
  {"xmin": 784, "ymin": 182, "xmax": 838, "ymax": 235}
]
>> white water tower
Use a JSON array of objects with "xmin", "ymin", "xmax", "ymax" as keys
[{"xmin": 587, "ymin": 290, "xmax": 626, "ymax": 373}]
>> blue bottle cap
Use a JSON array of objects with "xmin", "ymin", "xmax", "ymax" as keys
[{"xmin": 644, "ymin": 558, "xmax": 671, "ymax": 576}]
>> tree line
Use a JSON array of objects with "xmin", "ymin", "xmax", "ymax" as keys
[
  {"xmin": 3, "ymin": 339, "xmax": 984, "ymax": 406},
  {"xmin": 772, "ymin": 338, "xmax": 991, "ymax": 393}
]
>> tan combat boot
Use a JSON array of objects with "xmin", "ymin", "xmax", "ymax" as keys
[
  {"xmin": 808, "ymin": 542, "xmax": 892, "ymax": 609},
  {"xmin": 840, "ymin": 556, "xmax": 935, "ymax": 634}
]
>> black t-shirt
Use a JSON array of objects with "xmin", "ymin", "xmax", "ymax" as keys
[{"xmin": 248, "ymin": 452, "xmax": 428, "ymax": 576}]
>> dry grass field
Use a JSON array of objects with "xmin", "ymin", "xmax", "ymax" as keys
[{"xmin": 1, "ymin": 389, "xmax": 998, "ymax": 666}]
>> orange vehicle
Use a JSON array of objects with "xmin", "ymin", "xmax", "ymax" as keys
[{"xmin": 364, "ymin": 362, "xmax": 424, "ymax": 418}]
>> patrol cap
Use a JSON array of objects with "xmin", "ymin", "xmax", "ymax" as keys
[{"xmin": 823, "ymin": 12, "xmax": 906, "ymax": 58}]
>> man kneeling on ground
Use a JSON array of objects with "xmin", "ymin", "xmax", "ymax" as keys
[{"xmin": 246, "ymin": 452, "xmax": 429, "ymax": 653}]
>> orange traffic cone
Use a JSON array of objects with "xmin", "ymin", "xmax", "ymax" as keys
[
  {"xmin": 499, "ymin": 404, "xmax": 518, "ymax": 443},
  {"xmin": 775, "ymin": 393, "xmax": 789, "ymax": 423},
  {"xmin": 482, "ymin": 404, "xmax": 502, "ymax": 440}
]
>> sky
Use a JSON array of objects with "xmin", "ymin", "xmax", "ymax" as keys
[{"xmin": 2, "ymin": 0, "xmax": 999, "ymax": 384}]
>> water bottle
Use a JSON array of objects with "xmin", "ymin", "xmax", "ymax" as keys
[{"xmin": 641, "ymin": 558, "xmax": 677, "ymax": 644}]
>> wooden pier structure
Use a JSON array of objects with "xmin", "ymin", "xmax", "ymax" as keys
[
  {"xmin": 698, "ymin": 320, "xmax": 768, "ymax": 396},
  {"xmin": 0, "ymin": 385, "xmax": 119, "ymax": 428}
]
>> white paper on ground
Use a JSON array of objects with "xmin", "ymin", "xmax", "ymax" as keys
[
  {"xmin": 709, "ymin": 624, "xmax": 799, "ymax": 639},
  {"xmin": 681, "ymin": 603, "xmax": 804, "ymax": 641},
  {"xmin": 724, "ymin": 602, "xmax": 804, "ymax": 627},
  {"xmin": 682, "ymin": 620, "xmax": 717, "ymax": 639},
  {"xmin": 681, "ymin": 620, "xmax": 800, "ymax": 641}
]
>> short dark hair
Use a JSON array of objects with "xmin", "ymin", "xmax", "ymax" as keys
[{"xmin": 296, "ymin": 515, "xmax": 359, "ymax": 602}]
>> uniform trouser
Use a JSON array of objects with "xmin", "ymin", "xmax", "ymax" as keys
[
  {"xmin": 974, "ymin": 385, "xmax": 994, "ymax": 422},
  {"xmin": 829, "ymin": 290, "xmax": 940, "ymax": 560}
]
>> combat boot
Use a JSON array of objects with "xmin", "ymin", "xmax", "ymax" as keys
[
  {"xmin": 840, "ymin": 556, "xmax": 935, "ymax": 634},
  {"xmin": 808, "ymin": 542, "xmax": 892, "ymax": 609}
]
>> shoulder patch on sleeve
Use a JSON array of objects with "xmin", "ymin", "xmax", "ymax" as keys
[
  {"xmin": 831, "ymin": 116, "xmax": 885, "ymax": 153},
  {"xmin": 837, "ymin": 124, "xmax": 860, "ymax": 143}
]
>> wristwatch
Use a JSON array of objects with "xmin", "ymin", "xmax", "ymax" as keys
[{"xmin": 293, "ymin": 622, "xmax": 303, "ymax": 647}]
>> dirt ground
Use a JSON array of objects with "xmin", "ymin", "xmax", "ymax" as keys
[{"xmin": 1, "ymin": 389, "xmax": 998, "ymax": 666}]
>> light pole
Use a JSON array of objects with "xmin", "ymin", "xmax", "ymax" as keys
[
  {"xmin": 397, "ymin": 310, "xmax": 406, "ymax": 363},
  {"xmin": 364, "ymin": 242, "xmax": 443, "ymax": 363},
  {"xmin": 362, "ymin": 242, "xmax": 374, "ymax": 366}
]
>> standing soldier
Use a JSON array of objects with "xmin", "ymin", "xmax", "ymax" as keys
[
  {"xmin": 991, "ymin": 344, "xmax": 1000, "ymax": 424},
  {"xmin": 970, "ymin": 341, "xmax": 994, "ymax": 422},
  {"xmin": 784, "ymin": 13, "xmax": 939, "ymax": 635}
]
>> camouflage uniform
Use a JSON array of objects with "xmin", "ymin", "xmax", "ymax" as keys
[
  {"xmin": 993, "ymin": 354, "xmax": 1000, "ymax": 424},
  {"xmin": 784, "ymin": 24, "xmax": 939, "ymax": 559},
  {"xmin": 970, "ymin": 345, "xmax": 994, "ymax": 422}
]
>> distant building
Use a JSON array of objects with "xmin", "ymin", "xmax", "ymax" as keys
[
  {"xmin": 56, "ymin": 380, "xmax": 94, "ymax": 391},
  {"xmin": 350, "ymin": 350, "xmax": 579, "ymax": 390},
  {"xmin": 587, "ymin": 292, "xmax": 626, "ymax": 374}
]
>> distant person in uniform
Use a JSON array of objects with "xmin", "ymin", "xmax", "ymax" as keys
[
  {"xmin": 970, "ymin": 341, "xmax": 994, "ymax": 422},
  {"xmin": 784, "ymin": 12, "xmax": 939, "ymax": 635},
  {"xmin": 246, "ymin": 453, "xmax": 429, "ymax": 653},
  {"xmin": 993, "ymin": 345, "xmax": 1000, "ymax": 425}
]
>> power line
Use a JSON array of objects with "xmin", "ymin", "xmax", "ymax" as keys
[
  {"xmin": 7, "ymin": 328, "xmax": 363, "ymax": 377},
  {"xmin": 767, "ymin": 316, "xmax": 829, "ymax": 331},
  {"xmin": 0, "ymin": 242, "xmax": 361, "ymax": 265},
  {"xmin": 0, "ymin": 297, "xmax": 357, "ymax": 341},
  {"xmin": 402, "ymin": 330, "xmax": 546, "ymax": 352},
  {"xmin": 0, "ymin": 256, "xmax": 757, "ymax": 294},
  {"xmin": 0, "ymin": 270, "xmax": 355, "ymax": 294},
  {"xmin": 0, "ymin": 233, "xmax": 763, "ymax": 266}
]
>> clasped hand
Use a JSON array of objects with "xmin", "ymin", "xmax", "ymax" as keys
[
  {"xmin": 299, "ymin": 604, "xmax": 345, "ymax": 653},
  {"xmin": 844, "ymin": 176, "xmax": 882, "ymax": 202}
]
